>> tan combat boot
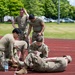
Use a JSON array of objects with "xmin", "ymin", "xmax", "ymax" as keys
[{"xmin": 15, "ymin": 67, "xmax": 27, "ymax": 74}]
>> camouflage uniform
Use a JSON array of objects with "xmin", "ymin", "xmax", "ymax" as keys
[
  {"xmin": 28, "ymin": 41, "xmax": 49, "ymax": 58},
  {"xmin": 0, "ymin": 34, "xmax": 27, "ymax": 70},
  {"xmin": 24, "ymin": 53, "xmax": 69, "ymax": 72},
  {"xmin": 15, "ymin": 15, "xmax": 29, "ymax": 47},
  {"xmin": 29, "ymin": 18, "xmax": 44, "ymax": 42},
  {"xmin": 0, "ymin": 34, "xmax": 15, "ymax": 58},
  {"xmin": 0, "ymin": 34, "xmax": 15, "ymax": 70}
]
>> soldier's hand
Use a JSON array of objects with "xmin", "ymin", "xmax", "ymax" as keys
[
  {"xmin": 38, "ymin": 32, "xmax": 42, "ymax": 36},
  {"xmin": 25, "ymin": 35, "xmax": 28, "ymax": 38},
  {"xmin": 25, "ymin": 34, "xmax": 28, "ymax": 38},
  {"xmin": 12, "ymin": 57, "xmax": 18, "ymax": 64},
  {"xmin": 34, "ymin": 51, "xmax": 41, "ymax": 57},
  {"xmin": 14, "ymin": 46, "xmax": 18, "ymax": 49},
  {"xmin": 23, "ymin": 9, "xmax": 27, "ymax": 14}
]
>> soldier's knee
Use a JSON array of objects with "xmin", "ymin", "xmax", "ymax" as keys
[{"xmin": 59, "ymin": 59, "xmax": 66, "ymax": 65}]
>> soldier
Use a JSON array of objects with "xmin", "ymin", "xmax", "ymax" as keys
[
  {"xmin": 0, "ymin": 28, "xmax": 22, "ymax": 70},
  {"xmin": 26, "ymin": 14, "xmax": 45, "ymax": 42},
  {"xmin": 15, "ymin": 53, "xmax": 72, "ymax": 74},
  {"xmin": 28, "ymin": 35, "xmax": 49, "ymax": 58},
  {"xmin": 12, "ymin": 8, "xmax": 29, "ymax": 48}
]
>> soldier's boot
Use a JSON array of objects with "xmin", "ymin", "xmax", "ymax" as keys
[{"xmin": 15, "ymin": 67, "xmax": 27, "ymax": 74}]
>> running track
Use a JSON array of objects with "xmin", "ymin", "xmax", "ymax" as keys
[{"xmin": 0, "ymin": 38, "xmax": 75, "ymax": 75}]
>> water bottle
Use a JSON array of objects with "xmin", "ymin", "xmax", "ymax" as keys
[{"xmin": 4, "ymin": 59, "xmax": 9, "ymax": 72}]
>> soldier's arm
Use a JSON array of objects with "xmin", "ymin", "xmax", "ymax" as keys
[
  {"xmin": 11, "ymin": 17, "xmax": 17, "ymax": 28},
  {"xmin": 10, "ymin": 40, "xmax": 15, "ymax": 57},
  {"xmin": 24, "ymin": 25, "xmax": 29, "ymax": 36},
  {"xmin": 42, "ymin": 46, "xmax": 49, "ymax": 58},
  {"xmin": 38, "ymin": 21, "xmax": 45, "ymax": 35},
  {"xmin": 24, "ymin": 9, "xmax": 29, "ymax": 17},
  {"xmin": 27, "ymin": 25, "xmax": 32, "ymax": 37},
  {"xmin": 40, "ymin": 22, "xmax": 45, "ymax": 33},
  {"xmin": 28, "ymin": 42, "xmax": 37, "ymax": 53},
  {"xmin": 9, "ymin": 39, "xmax": 19, "ymax": 63}
]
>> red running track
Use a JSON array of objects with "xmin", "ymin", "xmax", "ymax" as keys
[{"xmin": 0, "ymin": 38, "xmax": 75, "ymax": 75}]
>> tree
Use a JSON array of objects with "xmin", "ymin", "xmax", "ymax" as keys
[
  {"xmin": 44, "ymin": 0, "xmax": 57, "ymax": 18},
  {"xmin": 0, "ymin": 0, "xmax": 75, "ymax": 22},
  {"xmin": 7, "ymin": 0, "xmax": 24, "ymax": 16},
  {"xmin": 68, "ymin": 6, "xmax": 75, "ymax": 19},
  {"xmin": 22, "ymin": 0, "xmax": 44, "ymax": 16},
  {"xmin": 52, "ymin": 0, "xmax": 72, "ymax": 18},
  {"xmin": 0, "ymin": 0, "xmax": 9, "ymax": 22},
  {"xmin": 21, "ymin": 0, "xmax": 75, "ymax": 19},
  {"xmin": 0, "ymin": 0, "xmax": 24, "ymax": 22}
]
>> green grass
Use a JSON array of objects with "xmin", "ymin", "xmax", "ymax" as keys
[
  {"xmin": 0, "ymin": 23, "xmax": 13, "ymax": 35},
  {"xmin": 0, "ymin": 23, "xmax": 75, "ymax": 39},
  {"xmin": 44, "ymin": 23, "xmax": 75, "ymax": 39}
]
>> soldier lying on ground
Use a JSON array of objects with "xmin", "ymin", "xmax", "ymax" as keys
[{"xmin": 15, "ymin": 53, "xmax": 72, "ymax": 74}]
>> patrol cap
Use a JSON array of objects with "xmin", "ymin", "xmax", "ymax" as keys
[
  {"xmin": 29, "ymin": 14, "xmax": 35, "ymax": 19},
  {"xmin": 12, "ymin": 28, "xmax": 22, "ymax": 34},
  {"xmin": 66, "ymin": 55, "xmax": 72, "ymax": 63}
]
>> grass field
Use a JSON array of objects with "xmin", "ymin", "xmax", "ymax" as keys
[{"xmin": 0, "ymin": 22, "xmax": 75, "ymax": 39}]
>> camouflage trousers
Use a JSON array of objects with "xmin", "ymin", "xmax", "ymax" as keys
[
  {"xmin": 19, "ymin": 32, "xmax": 30, "ymax": 49},
  {"xmin": 24, "ymin": 53, "xmax": 44, "ymax": 67},
  {"xmin": 0, "ymin": 51, "xmax": 5, "ymax": 71},
  {"xmin": 32, "ymin": 32, "xmax": 44, "ymax": 42}
]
